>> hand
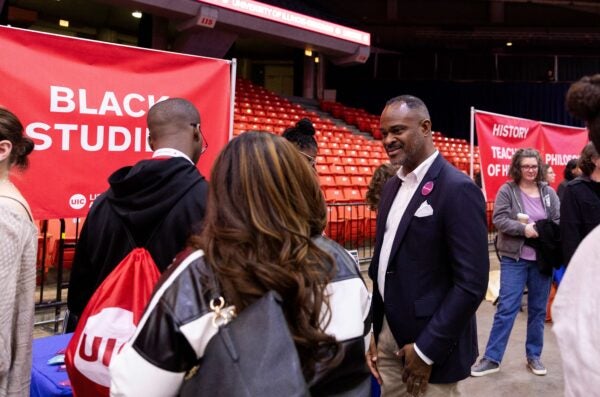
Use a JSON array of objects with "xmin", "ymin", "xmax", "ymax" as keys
[
  {"xmin": 366, "ymin": 335, "xmax": 382, "ymax": 385},
  {"xmin": 524, "ymin": 223, "xmax": 539, "ymax": 238},
  {"xmin": 397, "ymin": 344, "xmax": 432, "ymax": 397}
]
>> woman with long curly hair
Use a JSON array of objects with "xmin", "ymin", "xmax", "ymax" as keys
[{"xmin": 110, "ymin": 131, "xmax": 371, "ymax": 396}]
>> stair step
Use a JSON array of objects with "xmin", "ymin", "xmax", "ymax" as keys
[{"xmin": 286, "ymin": 96, "xmax": 376, "ymax": 141}]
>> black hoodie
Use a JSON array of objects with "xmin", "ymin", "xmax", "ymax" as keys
[{"xmin": 67, "ymin": 157, "xmax": 208, "ymax": 325}]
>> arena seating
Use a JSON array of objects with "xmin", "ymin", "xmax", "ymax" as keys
[
  {"xmin": 319, "ymin": 100, "xmax": 481, "ymax": 174},
  {"xmin": 234, "ymin": 79, "xmax": 385, "ymax": 202},
  {"xmin": 233, "ymin": 79, "xmax": 484, "ymax": 245}
]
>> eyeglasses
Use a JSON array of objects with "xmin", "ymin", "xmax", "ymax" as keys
[
  {"xmin": 299, "ymin": 151, "xmax": 317, "ymax": 167},
  {"xmin": 520, "ymin": 165, "xmax": 538, "ymax": 171},
  {"xmin": 190, "ymin": 123, "xmax": 208, "ymax": 154}
]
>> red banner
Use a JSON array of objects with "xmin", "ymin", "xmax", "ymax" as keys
[
  {"xmin": 539, "ymin": 123, "xmax": 588, "ymax": 191},
  {"xmin": 475, "ymin": 111, "xmax": 587, "ymax": 202},
  {"xmin": 0, "ymin": 26, "xmax": 232, "ymax": 220}
]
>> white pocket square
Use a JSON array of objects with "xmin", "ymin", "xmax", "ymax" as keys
[{"xmin": 415, "ymin": 201, "xmax": 434, "ymax": 217}]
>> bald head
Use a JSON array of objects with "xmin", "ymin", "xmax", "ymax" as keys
[
  {"xmin": 147, "ymin": 98, "xmax": 200, "ymax": 137},
  {"xmin": 147, "ymin": 98, "xmax": 204, "ymax": 163}
]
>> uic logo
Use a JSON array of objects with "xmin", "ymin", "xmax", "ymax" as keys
[
  {"xmin": 69, "ymin": 194, "xmax": 86, "ymax": 210},
  {"xmin": 73, "ymin": 308, "xmax": 136, "ymax": 386}
]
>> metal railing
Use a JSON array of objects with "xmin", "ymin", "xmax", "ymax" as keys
[{"xmin": 34, "ymin": 219, "xmax": 78, "ymax": 333}]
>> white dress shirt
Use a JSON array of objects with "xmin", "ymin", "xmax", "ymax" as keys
[
  {"xmin": 377, "ymin": 150, "xmax": 438, "ymax": 364},
  {"xmin": 152, "ymin": 148, "xmax": 194, "ymax": 165}
]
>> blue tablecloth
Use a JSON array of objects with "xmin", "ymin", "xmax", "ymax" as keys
[
  {"xmin": 29, "ymin": 332, "xmax": 380, "ymax": 397},
  {"xmin": 30, "ymin": 333, "xmax": 73, "ymax": 397}
]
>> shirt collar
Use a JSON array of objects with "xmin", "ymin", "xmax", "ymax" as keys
[
  {"xmin": 152, "ymin": 148, "xmax": 194, "ymax": 165},
  {"xmin": 397, "ymin": 150, "xmax": 439, "ymax": 184}
]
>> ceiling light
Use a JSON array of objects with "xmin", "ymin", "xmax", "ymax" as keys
[
  {"xmin": 314, "ymin": 57, "xmax": 320, "ymax": 64},
  {"xmin": 59, "ymin": 19, "xmax": 69, "ymax": 28},
  {"xmin": 304, "ymin": 49, "xmax": 312, "ymax": 57},
  {"xmin": 506, "ymin": 41, "xmax": 513, "ymax": 47},
  {"xmin": 132, "ymin": 11, "xmax": 143, "ymax": 19}
]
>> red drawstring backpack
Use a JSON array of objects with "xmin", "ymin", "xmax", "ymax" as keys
[{"xmin": 65, "ymin": 212, "xmax": 163, "ymax": 396}]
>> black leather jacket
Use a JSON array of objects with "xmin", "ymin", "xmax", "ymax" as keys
[{"xmin": 109, "ymin": 236, "xmax": 372, "ymax": 397}]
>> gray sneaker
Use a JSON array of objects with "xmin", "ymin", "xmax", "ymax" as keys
[
  {"xmin": 471, "ymin": 358, "xmax": 500, "ymax": 377},
  {"xmin": 527, "ymin": 358, "xmax": 547, "ymax": 376}
]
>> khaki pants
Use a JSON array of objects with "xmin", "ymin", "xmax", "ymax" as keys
[{"xmin": 377, "ymin": 318, "xmax": 461, "ymax": 397}]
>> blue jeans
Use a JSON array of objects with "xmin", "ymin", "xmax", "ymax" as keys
[{"xmin": 484, "ymin": 257, "xmax": 552, "ymax": 364}]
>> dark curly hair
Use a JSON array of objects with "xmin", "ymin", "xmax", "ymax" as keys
[
  {"xmin": 282, "ymin": 118, "xmax": 318, "ymax": 152},
  {"xmin": 366, "ymin": 163, "xmax": 399, "ymax": 210},
  {"xmin": 563, "ymin": 158, "xmax": 579, "ymax": 181},
  {"xmin": 578, "ymin": 142, "xmax": 598, "ymax": 177},
  {"xmin": 189, "ymin": 132, "xmax": 339, "ymax": 379},
  {"xmin": 0, "ymin": 108, "xmax": 34, "ymax": 169},
  {"xmin": 508, "ymin": 148, "xmax": 544, "ymax": 184},
  {"xmin": 566, "ymin": 74, "xmax": 600, "ymax": 150}
]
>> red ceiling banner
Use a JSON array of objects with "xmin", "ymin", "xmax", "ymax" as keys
[
  {"xmin": 475, "ymin": 110, "xmax": 587, "ymax": 202},
  {"xmin": 0, "ymin": 26, "xmax": 232, "ymax": 220}
]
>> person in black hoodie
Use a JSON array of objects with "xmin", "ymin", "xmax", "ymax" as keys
[
  {"xmin": 66, "ymin": 98, "xmax": 209, "ymax": 331},
  {"xmin": 556, "ymin": 158, "xmax": 580, "ymax": 201},
  {"xmin": 560, "ymin": 142, "xmax": 600, "ymax": 265}
]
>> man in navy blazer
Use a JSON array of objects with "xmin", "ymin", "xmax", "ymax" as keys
[{"xmin": 366, "ymin": 95, "xmax": 489, "ymax": 396}]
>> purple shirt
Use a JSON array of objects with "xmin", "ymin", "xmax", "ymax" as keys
[{"xmin": 520, "ymin": 191, "xmax": 547, "ymax": 260}]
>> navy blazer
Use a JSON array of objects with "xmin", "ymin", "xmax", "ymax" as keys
[{"xmin": 368, "ymin": 154, "xmax": 489, "ymax": 383}]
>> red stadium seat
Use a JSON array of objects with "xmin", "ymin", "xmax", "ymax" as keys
[
  {"xmin": 324, "ymin": 206, "xmax": 345, "ymax": 244},
  {"xmin": 358, "ymin": 166, "xmax": 373, "ymax": 176},
  {"xmin": 335, "ymin": 175, "xmax": 353, "ymax": 187},
  {"xmin": 50, "ymin": 238, "xmax": 77, "ymax": 271},
  {"xmin": 343, "ymin": 206, "xmax": 367, "ymax": 245},
  {"xmin": 342, "ymin": 157, "xmax": 357, "ymax": 166},
  {"xmin": 364, "ymin": 208, "xmax": 377, "ymax": 240},
  {"xmin": 319, "ymin": 175, "xmax": 336, "ymax": 187},
  {"xmin": 368, "ymin": 158, "xmax": 383, "ymax": 167},
  {"xmin": 316, "ymin": 164, "xmax": 330, "ymax": 174},
  {"xmin": 351, "ymin": 176, "xmax": 369, "ymax": 187},
  {"xmin": 345, "ymin": 165, "xmax": 361, "ymax": 175},
  {"xmin": 330, "ymin": 164, "xmax": 346, "ymax": 175},
  {"xmin": 356, "ymin": 158, "xmax": 370, "ymax": 166},
  {"xmin": 324, "ymin": 188, "xmax": 345, "ymax": 203},
  {"xmin": 326, "ymin": 156, "xmax": 342, "ymax": 165},
  {"xmin": 343, "ymin": 188, "xmax": 363, "ymax": 202}
]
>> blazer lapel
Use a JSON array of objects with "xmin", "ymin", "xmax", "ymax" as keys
[{"xmin": 387, "ymin": 155, "xmax": 446, "ymax": 267}]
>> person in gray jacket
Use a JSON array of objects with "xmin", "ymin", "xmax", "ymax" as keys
[{"xmin": 471, "ymin": 148, "xmax": 560, "ymax": 378}]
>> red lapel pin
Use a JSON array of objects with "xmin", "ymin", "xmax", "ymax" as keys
[{"xmin": 421, "ymin": 181, "xmax": 434, "ymax": 196}]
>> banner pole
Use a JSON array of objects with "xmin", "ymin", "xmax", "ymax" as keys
[
  {"xmin": 229, "ymin": 58, "xmax": 237, "ymax": 141},
  {"xmin": 470, "ymin": 106, "xmax": 475, "ymax": 179}
]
